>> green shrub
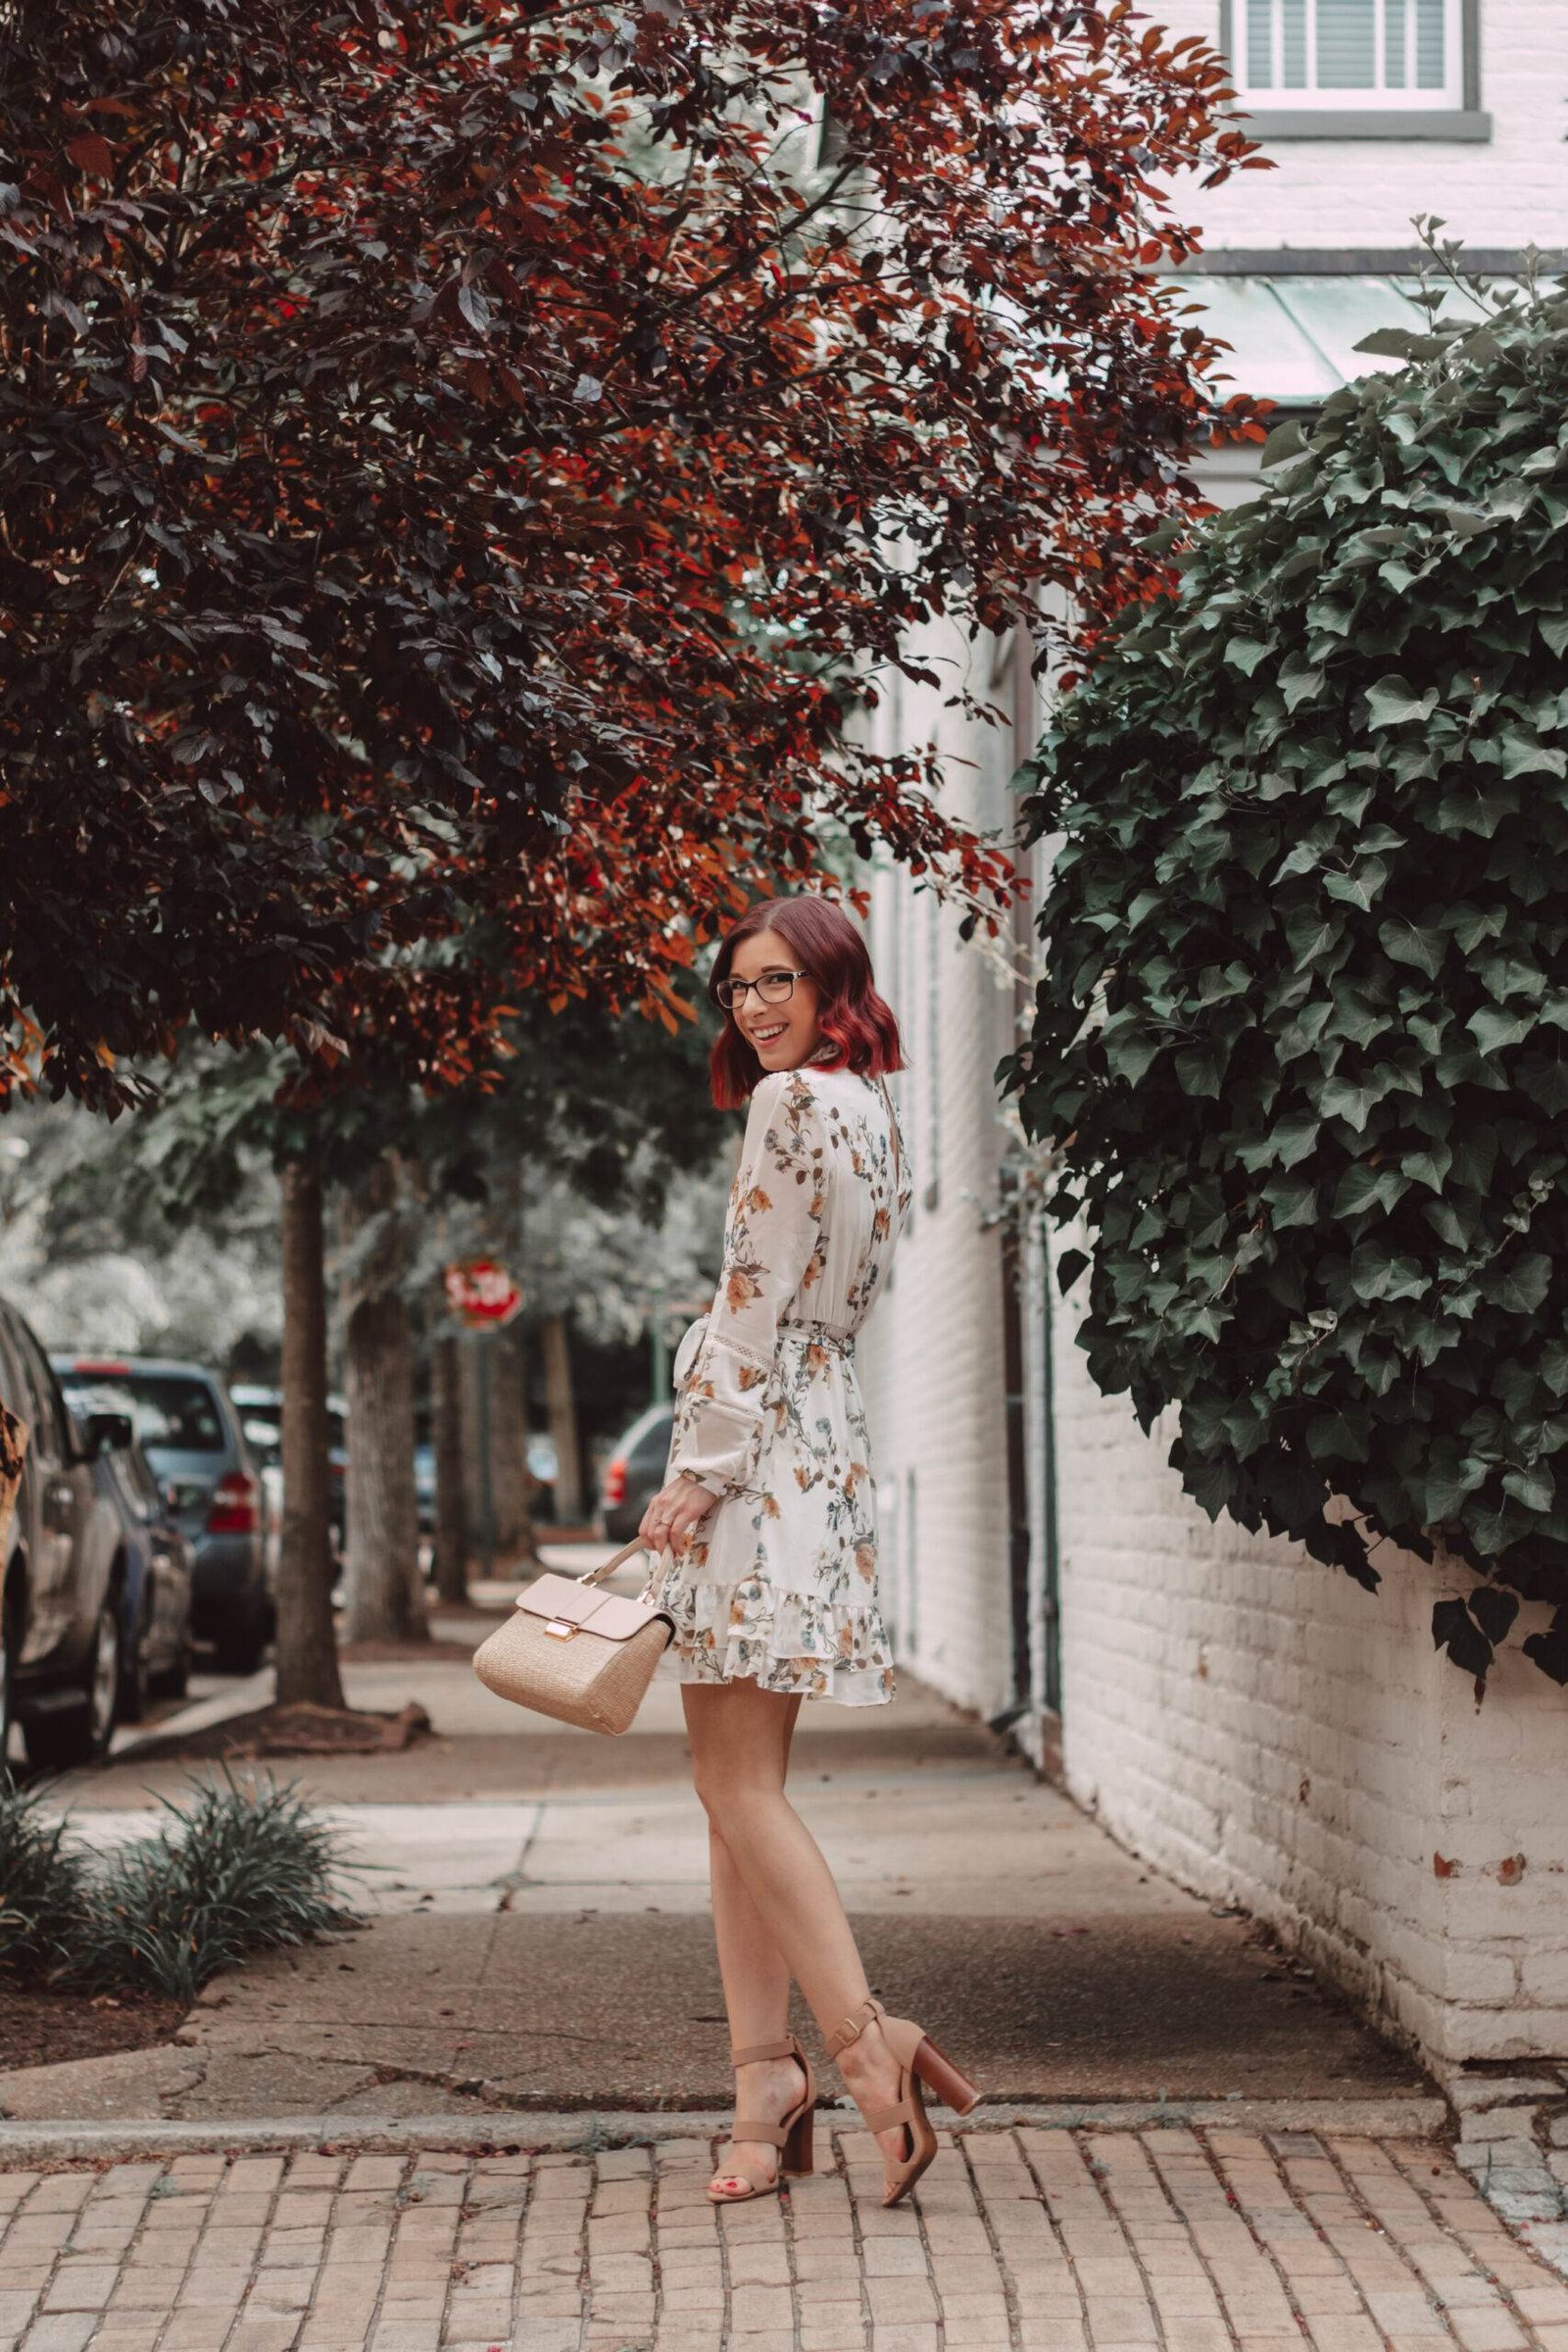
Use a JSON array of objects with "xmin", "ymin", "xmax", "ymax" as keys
[
  {"xmin": 0, "ymin": 1770, "xmax": 358, "ymax": 2001},
  {"xmin": 0, "ymin": 1775, "xmax": 89, "ymax": 1980},
  {"xmin": 1011, "ymin": 271, "xmax": 1568, "ymax": 1686}
]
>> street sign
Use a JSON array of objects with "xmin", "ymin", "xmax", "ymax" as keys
[{"xmin": 443, "ymin": 1258, "xmax": 523, "ymax": 1330}]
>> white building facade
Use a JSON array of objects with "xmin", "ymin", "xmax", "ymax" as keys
[{"xmin": 859, "ymin": 0, "xmax": 1568, "ymax": 2082}]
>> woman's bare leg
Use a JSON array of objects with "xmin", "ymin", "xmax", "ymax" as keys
[
  {"xmin": 684, "ymin": 1680, "xmax": 907, "ymax": 2182},
  {"xmin": 704, "ymin": 1691, "xmax": 801, "ymax": 2191}
]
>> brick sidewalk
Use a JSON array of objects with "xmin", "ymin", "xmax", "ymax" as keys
[{"xmin": 2, "ymin": 2125, "xmax": 1567, "ymax": 2352}]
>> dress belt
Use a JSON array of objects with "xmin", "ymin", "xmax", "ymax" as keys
[{"xmin": 780, "ymin": 1320, "xmax": 857, "ymax": 1355}]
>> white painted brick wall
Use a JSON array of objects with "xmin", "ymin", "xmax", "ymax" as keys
[
  {"xmin": 857, "ymin": 632, "xmax": 1018, "ymax": 1727},
  {"xmin": 1153, "ymin": 2, "xmax": 1568, "ymax": 251},
  {"xmin": 1052, "ymin": 1272, "xmax": 1568, "ymax": 2066}
]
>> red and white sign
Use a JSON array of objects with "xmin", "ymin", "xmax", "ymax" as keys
[{"xmin": 443, "ymin": 1258, "xmax": 523, "ymax": 1329}]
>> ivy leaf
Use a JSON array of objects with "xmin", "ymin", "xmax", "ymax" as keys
[
  {"xmin": 1478, "ymin": 1252, "xmax": 1551, "ymax": 1315},
  {"xmin": 1318, "ymin": 1073, "xmax": 1384, "ymax": 1132},
  {"xmin": 1224, "ymin": 637, "xmax": 1271, "ymax": 676},
  {"xmin": 1364, "ymin": 677, "xmax": 1439, "ymax": 730},
  {"xmin": 1503, "ymin": 1463, "xmax": 1554, "ymax": 1514},
  {"xmin": 1522, "ymin": 1612, "xmax": 1568, "ymax": 1685},
  {"xmin": 1379, "ymin": 918, "xmax": 1446, "ymax": 979},
  {"xmin": 1468, "ymin": 1586, "xmax": 1520, "ymax": 1646},
  {"xmin": 1518, "ymin": 1054, "xmax": 1568, "ymax": 1115},
  {"xmin": 1466, "ymin": 1005, "xmax": 1533, "ymax": 1056},
  {"xmin": 1055, "ymin": 1248, "xmax": 1090, "ymax": 1296},
  {"xmin": 1431, "ymin": 1597, "xmax": 1494, "ymax": 1679}
]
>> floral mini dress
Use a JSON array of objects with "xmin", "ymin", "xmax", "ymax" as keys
[{"xmin": 652, "ymin": 1064, "xmax": 911, "ymax": 1706}]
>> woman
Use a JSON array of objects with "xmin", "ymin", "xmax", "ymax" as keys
[{"xmin": 638, "ymin": 893, "xmax": 980, "ymax": 2209}]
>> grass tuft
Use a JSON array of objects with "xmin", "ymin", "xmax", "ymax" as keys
[
  {"xmin": 0, "ymin": 1775, "xmax": 89, "ymax": 1980},
  {"xmin": 1, "ymin": 1767, "xmax": 359, "ymax": 2004}
]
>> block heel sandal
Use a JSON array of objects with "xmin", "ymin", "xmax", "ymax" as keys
[
  {"xmin": 825, "ymin": 1995, "xmax": 981, "ymax": 2208},
  {"xmin": 708, "ymin": 2034, "xmax": 816, "ymax": 2204}
]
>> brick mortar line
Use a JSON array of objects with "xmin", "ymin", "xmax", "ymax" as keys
[
  {"xmin": 1283, "ymin": 2145, "xmax": 1468, "ymax": 2349},
  {"xmin": 1075, "ymin": 2127, "xmax": 1199, "ymax": 2350},
  {"xmin": 644, "ymin": 2144, "xmax": 665, "ymax": 2352},
  {"xmin": 1156, "ymin": 2128, "xmax": 1323, "ymax": 2348},
  {"xmin": 1200, "ymin": 2130, "xmax": 1396, "ymax": 2351},
  {"xmin": 356, "ymin": 2150, "xmax": 409, "ymax": 2352},
  {"xmin": 1327, "ymin": 2138, "xmax": 1493, "ymax": 2342},
  {"xmin": 775, "ymin": 2124, "xmax": 808, "ymax": 2352},
  {"xmin": 1005, "ymin": 2125, "xmax": 1094, "ymax": 2348},
  {"xmin": 905, "ymin": 2116, "xmax": 946, "ymax": 2349},
  {"xmin": 833, "ymin": 2113, "xmax": 878, "ymax": 2350},
  {"xmin": 1381, "ymin": 2136, "xmax": 1556, "ymax": 2341},
  {"xmin": 1089, "ymin": 2128, "xmax": 1248, "ymax": 2352}
]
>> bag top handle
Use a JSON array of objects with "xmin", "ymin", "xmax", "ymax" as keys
[{"xmin": 576, "ymin": 1535, "xmax": 658, "ymax": 1587}]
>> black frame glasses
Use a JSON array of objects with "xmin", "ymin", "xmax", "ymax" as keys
[{"xmin": 715, "ymin": 966, "xmax": 808, "ymax": 1012}]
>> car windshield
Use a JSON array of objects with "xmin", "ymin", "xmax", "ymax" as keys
[{"xmin": 59, "ymin": 1372, "xmax": 225, "ymax": 1454}]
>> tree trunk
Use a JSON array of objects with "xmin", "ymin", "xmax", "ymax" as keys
[
  {"xmin": 276, "ymin": 1142, "xmax": 347, "ymax": 1710},
  {"xmin": 342, "ymin": 1152, "xmax": 426, "ymax": 1644},
  {"xmin": 541, "ymin": 1311, "xmax": 583, "ymax": 1524},
  {"xmin": 461, "ymin": 1324, "xmax": 538, "ymax": 1571},
  {"xmin": 492, "ymin": 1319, "xmax": 534, "ymax": 1560},
  {"xmin": 431, "ymin": 1326, "xmax": 468, "ymax": 1606}
]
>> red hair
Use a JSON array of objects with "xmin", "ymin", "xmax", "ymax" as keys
[{"xmin": 709, "ymin": 895, "xmax": 905, "ymax": 1110}]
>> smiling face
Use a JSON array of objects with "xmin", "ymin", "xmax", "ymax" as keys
[{"xmin": 727, "ymin": 926, "xmax": 823, "ymax": 1074}]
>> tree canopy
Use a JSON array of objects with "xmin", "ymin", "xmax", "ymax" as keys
[
  {"xmin": 3, "ymin": 0, "xmax": 1261, "ymax": 1111},
  {"xmin": 1010, "ymin": 276, "xmax": 1568, "ymax": 1689}
]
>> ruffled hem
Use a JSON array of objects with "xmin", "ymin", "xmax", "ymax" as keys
[{"xmin": 651, "ymin": 1568, "xmax": 895, "ymax": 1708}]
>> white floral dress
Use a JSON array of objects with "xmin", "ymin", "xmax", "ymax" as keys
[{"xmin": 652, "ymin": 1065, "xmax": 911, "ymax": 1705}]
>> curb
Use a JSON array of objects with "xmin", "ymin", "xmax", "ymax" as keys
[{"xmin": 0, "ymin": 2096, "xmax": 1449, "ymax": 2165}]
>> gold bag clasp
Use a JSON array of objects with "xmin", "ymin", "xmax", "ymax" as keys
[{"xmin": 544, "ymin": 1619, "xmax": 578, "ymax": 1641}]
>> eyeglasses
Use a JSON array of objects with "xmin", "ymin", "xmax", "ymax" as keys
[{"xmin": 715, "ymin": 967, "xmax": 808, "ymax": 1011}]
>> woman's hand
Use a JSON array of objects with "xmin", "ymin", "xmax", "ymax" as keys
[{"xmin": 639, "ymin": 1473, "xmax": 717, "ymax": 1555}]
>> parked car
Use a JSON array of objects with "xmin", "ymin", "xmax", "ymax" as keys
[
  {"xmin": 229, "ymin": 1383, "xmax": 346, "ymax": 1554},
  {"xmin": 66, "ymin": 1387, "xmax": 196, "ymax": 1721},
  {"xmin": 598, "ymin": 1404, "xmax": 675, "ymax": 1544},
  {"xmin": 413, "ymin": 1433, "xmax": 559, "ymax": 1538},
  {"xmin": 52, "ymin": 1356, "xmax": 271, "ymax": 1675},
  {"xmin": 0, "ymin": 1300, "xmax": 153, "ymax": 1768}
]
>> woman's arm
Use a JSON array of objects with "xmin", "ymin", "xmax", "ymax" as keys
[{"xmin": 666, "ymin": 1068, "xmax": 827, "ymax": 1499}]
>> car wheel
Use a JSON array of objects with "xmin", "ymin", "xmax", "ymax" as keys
[
  {"xmin": 160, "ymin": 1635, "xmax": 193, "ymax": 1702},
  {"xmin": 23, "ymin": 1596, "xmax": 122, "ymax": 1771},
  {"xmin": 118, "ymin": 1594, "xmax": 155, "ymax": 1725},
  {"xmin": 214, "ymin": 1592, "xmax": 269, "ymax": 1677}
]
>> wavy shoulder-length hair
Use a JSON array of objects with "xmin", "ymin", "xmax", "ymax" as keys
[{"xmin": 708, "ymin": 895, "xmax": 905, "ymax": 1110}]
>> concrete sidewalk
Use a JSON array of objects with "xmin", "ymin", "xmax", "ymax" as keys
[
  {"xmin": 4, "ymin": 2124, "xmax": 1568, "ymax": 2352},
  {"xmin": 6, "ymin": 1650, "xmax": 1426, "ymax": 2124}
]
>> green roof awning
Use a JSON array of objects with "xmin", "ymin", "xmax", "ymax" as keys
[{"xmin": 1167, "ymin": 272, "xmax": 1511, "ymax": 408}]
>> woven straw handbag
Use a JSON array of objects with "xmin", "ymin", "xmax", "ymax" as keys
[{"xmin": 471, "ymin": 1537, "xmax": 674, "ymax": 1736}]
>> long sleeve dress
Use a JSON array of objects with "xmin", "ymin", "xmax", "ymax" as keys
[{"xmin": 650, "ymin": 1062, "xmax": 912, "ymax": 1706}]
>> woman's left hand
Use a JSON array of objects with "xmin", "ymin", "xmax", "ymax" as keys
[{"xmin": 639, "ymin": 1474, "xmax": 717, "ymax": 1555}]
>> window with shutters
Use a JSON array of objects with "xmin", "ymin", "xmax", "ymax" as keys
[{"xmin": 1222, "ymin": 0, "xmax": 1485, "ymax": 135}]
